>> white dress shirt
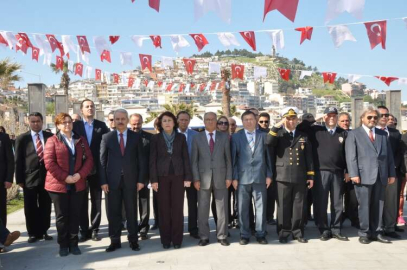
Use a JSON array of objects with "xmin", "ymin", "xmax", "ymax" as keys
[
  {"xmin": 30, "ymin": 130, "xmax": 45, "ymax": 153},
  {"xmin": 205, "ymin": 130, "xmax": 216, "ymax": 144},
  {"xmin": 362, "ymin": 124, "xmax": 376, "ymax": 140},
  {"xmin": 326, "ymin": 126, "xmax": 337, "ymax": 135},
  {"xmin": 61, "ymin": 132, "xmax": 75, "ymax": 155},
  {"xmin": 244, "ymin": 129, "xmax": 256, "ymax": 144},
  {"xmin": 284, "ymin": 128, "xmax": 296, "ymax": 137},
  {"xmin": 117, "ymin": 129, "xmax": 128, "ymax": 147},
  {"xmin": 178, "ymin": 128, "xmax": 188, "ymax": 141}
]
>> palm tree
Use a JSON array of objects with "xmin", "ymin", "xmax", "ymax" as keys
[
  {"xmin": 50, "ymin": 60, "xmax": 71, "ymax": 96},
  {"xmin": 217, "ymin": 104, "xmax": 240, "ymax": 117},
  {"xmin": 163, "ymin": 103, "xmax": 199, "ymax": 118},
  {"xmin": 221, "ymin": 69, "xmax": 231, "ymax": 117},
  {"xmin": 145, "ymin": 111, "xmax": 160, "ymax": 124},
  {"xmin": 0, "ymin": 58, "xmax": 22, "ymax": 89}
]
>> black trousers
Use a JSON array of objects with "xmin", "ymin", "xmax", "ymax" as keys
[
  {"xmin": 23, "ymin": 186, "xmax": 52, "ymax": 237},
  {"xmin": 383, "ymin": 171, "xmax": 401, "ymax": 233},
  {"xmin": 314, "ymin": 171, "xmax": 344, "ymax": 234},
  {"xmin": 0, "ymin": 217, "xmax": 9, "ymax": 244},
  {"xmin": 0, "ymin": 185, "xmax": 6, "ymax": 227},
  {"xmin": 106, "ymin": 178, "xmax": 138, "ymax": 244},
  {"xmin": 185, "ymin": 186, "xmax": 198, "ymax": 235},
  {"xmin": 48, "ymin": 190, "xmax": 84, "ymax": 248},
  {"xmin": 80, "ymin": 174, "xmax": 102, "ymax": 235},
  {"xmin": 153, "ymin": 190, "xmax": 159, "ymax": 226},
  {"xmin": 138, "ymin": 185, "xmax": 150, "ymax": 234},
  {"xmin": 276, "ymin": 182, "xmax": 306, "ymax": 239},
  {"xmin": 267, "ymin": 181, "xmax": 277, "ymax": 221},
  {"xmin": 344, "ymin": 181, "xmax": 359, "ymax": 225}
]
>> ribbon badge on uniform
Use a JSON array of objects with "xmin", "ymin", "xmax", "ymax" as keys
[{"xmin": 339, "ymin": 137, "xmax": 344, "ymax": 143}]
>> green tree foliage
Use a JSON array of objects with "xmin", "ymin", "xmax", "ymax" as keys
[{"xmin": 0, "ymin": 58, "xmax": 22, "ymax": 89}]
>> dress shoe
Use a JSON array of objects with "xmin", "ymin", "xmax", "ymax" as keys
[
  {"xmin": 92, "ymin": 231, "xmax": 101, "ymax": 241},
  {"xmin": 0, "ymin": 247, "xmax": 5, "ymax": 253},
  {"xmin": 267, "ymin": 219, "xmax": 277, "ymax": 225},
  {"xmin": 4, "ymin": 231, "xmax": 20, "ymax": 246},
  {"xmin": 59, "ymin": 247, "xmax": 69, "ymax": 257},
  {"xmin": 130, "ymin": 242, "xmax": 140, "ymax": 251},
  {"xmin": 163, "ymin": 244, "xmax": 171, "ymax": 249},
  {"xmin": 294, "ymin": 237, "xmax": 308, "ymax": 243},
  {"xmin": 198, "ymin": 239, "xmax": 209, "ymax": 246},
  {"xmin": 332, "ymin": 233, "xmax": 349, "ymax": 241},
  {"xmin": 140, "ymin": 233, "xmax": 148, "ymax": 240},
  {"xmin": 105, "ymin": 243, "xmax": 121, "ymax": 252},
  {"xmin": 150, "ymin": 224, "xmax": 158, "ymax": 230},
  {"xmin": 376, "ymin": 234, "xmax": 392, "ymax": 244},
  {"xmin": 69, "ymin": 246, "xmax": 81, "ymax": 255},
  {"xmin": 358, "ymin": 236, "xmax": 371, "ymax": 244},
  {"xmin": 385, "ymin": 232, "xmax": 401, "ymax": 239},
  {"xmin": 320, "ymin": 231, "xmax": 331, "ymax": 241},
  {"xmin": 395, "ymin": 227, "xmax": 404, "ymax": 232},
  {"xmin": 173, "ymin": 244, "xmax": 181, "ymax": 249},
  {"xmin": 218, "ymin": 239, "xmax": 230, "ymax": 246},
  {"xmin": 279, "ymin": 237, "xmax": 288, "ymax": 244},
  {"xmin": 43, "ymin": 233, "xmax": 53, "ymax": 241},
  {"xmin": 190, "ymin": 233, "xmax": 200, "ymax": 239},
  {"xmin": 239, "ymin": 238, "xmax": 249, "ymax": 245},
  {"xmin": 256, "ymin": 237, "xmax": 268, "ymax": 245},
  {"xmin": 28, "ymin": 236, "xmax": 37, "ymax": 243}
]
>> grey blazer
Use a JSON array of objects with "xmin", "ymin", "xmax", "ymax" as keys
[
  {"xmin": 231, "ymin": 129, "xmax": 272, "ymax": 185},
  {"xmin": 191, "ymin": 131, "xmax": 232, "ymax": 190},
  {"xmin": 345, "ymin": 127, "xmax": 396, "ymax": 185}
]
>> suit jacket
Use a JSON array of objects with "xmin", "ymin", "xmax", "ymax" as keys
[
  {"xmin": 267, "ymin": 127, "xmax": 314, "ymax": 184},
  {"xmin": 73, "ymin": 119, "xmax": 109, "ymax": 176},
  {"xmin": 149, "ymin": 132, "xmax": 192, "ymax": 183},
  {"xmin": 0, "ymin": 132, "xmax": 14, "ymax": 184},
  {"xmin": 231, "ymin": 129, "xmax": 272, "ymax": 185},
  {"xmin": 99, "ymin": 130, "xmax": 145, "ymax": 190},
  {"xmin": 15, "ymin": 130, "xmax": 53, "ymax": 188},
  {"xmin": 138, "ymin": 130, "xmax": 152, "ymax": 185},
  {"xmin": 191, "ymin": 131, "xmax": 232, "ymax": 190},
  {"xmin": 181, "ymin": 128, "xmax": 198, "ymax": 159},
  {"xmin": 345, "ymin": 127, "xmax": 396, "ymax": 185},
  {"xmin": 387, "ymin": 127, "xmax": 402, "ymax": 171}
]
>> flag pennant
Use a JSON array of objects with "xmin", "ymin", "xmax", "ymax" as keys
[
  {"xmin": 209, "ymin": 62, "xmax": 221, "ymax": 74},
  {"xmin": 67, "ymin": 60, "xmax": 74, "ymax": 72},
  {"xmin": 113, "ymin": 73, "xmax": 120, "ymax": 84},
  {"xmin": 149, "ymin": 0, "xmax": 160, "ymax": 12},
  {"xmin": 403, "ymin": 18, "xmax": 407, "ymax": 28},
  {"xmin": 325, "ymin": 0, "xmax": 365, "ymax": 23},
  {"xmin": 239, "ymin": 31, "xmax": 256, "ymax": 51},
  {"xmin": 190, "ymin": 34, "xmax": 209, "ymax": 52},
  {"xmin": 77, "ymin": 36, "xmax": 91, "ymax": 54},
  {"xmin": 46, "ymin": 34, "xmax": 64, "ymax": 56},
  {"xmin": 170, "ymin": 35, "xmax": 190, "ymax": 52},
  {"xmin": 265, "ymin": 30, "xmax": 285, "ymax": 50},
  {"xmin": 75, "ymin": 63, "xmax": 84, "ymax": 77},
  {"xmin": 32, "ymin": 46, "xmax": 40, "ymax": 62},
  {"xmin": 101, "ymin": 50, "xmax": 111, "ymax": 63},
  {"xmin": 231, "ymin": 64, "xmax": 245, "ymax": 80},
  {"xmin": 2, "ymin": 32, "xmax": 18, "ymax": 50},
  {"xmin": 348, "ymin": 74, "xmax": 362, "ymax": 83},
  {"xmin": 217, "ymin": 32, "xmax": 240, "ymax": 47},
  {"xmin": 278, "ymin": 68, "xmax": 291, "ymax": 81},
  {"xmin": 0, "ymin": 33, "xmax": 8, "ymax": 47},
  {"xmin": 15, "ymin": 34, "xmax": 28, "ymax": 54},
  {"xmin": 375, "ymin": 76, "xmax": 398, "ymax": 86},
  {"xmin": 120, "ymin": 52, "xmax": 133, "ymax": 66},
  {"xmin": 93, "ymin": 36, "xmax": 111, "ymax": 56},
  {"xmin": 95, "ymin": 69, "xmax": 102, "ymax": 81},
  {"xmin": 364, "ymin": 20, "xmax": 387, "ymax": 50},
  {"xmin": 166, "ymin": 83, "xmax": 173, "ymax": 91},
  {"xmin": 143, "ymin": 79, "xmax": 149, "ymax": 87},
  {"xmin": 264, "ymin": 0, "xmax": 299, "ymax": 22},
  {"xmin": 61, "ymin": 35, "xmax": 78, "ymax": 55},
  {"xmin": 128, "ymin": 76, "xmax": 135, "ymax": 88},
  {"xmin": 254, "ymin": 66, "xmax": 268, "ymax": 79},
  {"xmin": 150, "ymin": 35, "xmax": 162, "ymax": 48},
  {"xmin": 322, "ymin": 72, "xmax": 337, "ymax": 84},
  {"xmin": 157, "ymin": 81, "xmax": 163, "ymax": 88},
  {"xmin": 17, "ymin": 33, "xmax": 33, "ymax": 48},
  {"xmin": 210, "ymin": 81, "xmax": 217, "ymax": 91},
  {"xmin": 161, "ymin": 56, "xmax": 174, "ymax": 68},
  {"xmin": 56, "ymin": 56, "xmax": 64, "ymax": 71},
  {"xmin": 199, "ymin": 83, "xmax": 206, "ymax": 92},
  {"xmin": 300, "ymin": 70, "xmax": 313, "ymax": 80},
  {"xmin": 328, "ymin": 25, "xmax": 357, "ymax": 48},
  {"xmin": 179, "ymin": 83, "xmax": 185, "ymax": 92},
  {"xmin": 183, "ymin": 58, "xmax": 197, "ymax": 75},
  {"xmin": 194, "ymin": 0, "xmax": 232, "ymax": 24},
  {"xmin": 398, "ymin": 78, "xmax": 407, "ymax": 85},
  {"xmin": 109, "ymin": 36, "xmax": 120, "ymax": 44},
  {"xmin": 132, "ymin": 35, "xmax": 149, "ymax": 48},
  {"xmin": 139, "ymin": 54, "xmax": 152, "ymax": 72},
  {"xmin": 295, "ymin": 27, "xmax": 313, "ymax": 44}
]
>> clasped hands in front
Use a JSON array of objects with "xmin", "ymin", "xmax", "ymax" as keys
[{"xmin": 65, "ymin": 173, "xmax": 81, "ymax": 184}]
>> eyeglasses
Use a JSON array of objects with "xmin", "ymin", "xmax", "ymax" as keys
[
  {"xmin": 259, "ymin": 121, "xmax": 269, "ymax": 124},
  {"xmin": 380, "ymin": 114, "xmax": 389, "ymax": 118},
  {"xmin": 367, "ymin": 116, "xmax": 378, "ymax": 120},
  {"xmin": 61, "ymin": 121, "xmax": 72, "ymax": 125},
  {"xmin": 217, "ymin": 121, "xmax": 229, "ymax": 126}
]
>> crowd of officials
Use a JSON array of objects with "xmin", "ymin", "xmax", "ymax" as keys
[{"xmin": 0, "ymin": 98, "xmax": 406, "ymax": 257}]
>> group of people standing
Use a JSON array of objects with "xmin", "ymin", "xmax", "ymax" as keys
[{"xmin": 0, "ymin": 99, "xmax": 406, "ymax": 256}]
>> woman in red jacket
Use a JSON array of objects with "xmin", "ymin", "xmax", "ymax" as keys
[{"xmin": 44, "ymin": 113, "xmax": 93, "ymax": 257}]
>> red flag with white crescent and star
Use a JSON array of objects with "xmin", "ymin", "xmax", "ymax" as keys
[
  {"xmin": 75, "ymin": 63, "xmax": 83, "ymax": 77},
  {"xmin": 263, "ymin": 0, "xmax": 299, "ymax": 22},
  {"xmin": 0, "ymin": 33, "xmax": 8, "ymax": 47},
  {"xmin": 139, "ymin": 54, "xmax": 152, "ymax": 72},
  {"xmin": 56, "ymin": 56, "xmax": 64, "ymax": 71},
  {"xmin": 183, "ymin": 58, "xmax": 197, "ymax": 75},
  {"xmin": 365, "ymin": 20, "xmax": 387, "ymax": 50},
  {"xmin": 231, "ymin": 64, "xmax": 245, "ymax": 80},
  {"xmin": 95, "ymin": 69, "xmax": 102, "ymax": 81},
  {"xmin": 322, "ymin": 72, "xmax": 337, "ymax": 84},
  {"xmin": 166, "ymin": 83, "xmax": 173, "ymax": 91},
  {"xmin": 210, "ymin": 81, "xmax": 217, "ymax": 91},
  {"xmin": 15, "ymin": 34, "xmax": 28, "ymax": 54},
  {"xmin": 149, "ymin": 0, "xmax": 160, "ymax": 12},
  {"xmin": 190, "ymin": 34, "xmax": 209, "ymax": 52},
  {"xmin": 239, "ymin": 31, "xmax": 256, "ymax": 51},
  {"xmin": 128, "ymin": 77, "xmax": 135, "ymax": 88},
  {"xmin": 144, "ymin": 79, "xmax": 149, "ymax": 87},
  {"xmin": 295, "ymin": 27, "xmax": 313, "ymax": 45},
  {"xmin": 113, "ymin": 73, "xmax": 120, "ymax": 84},
  {"xmin": 17, "ymin": 33, "xmax": 33, "ymax": 48},
  {"xmin": 77, "ymin": 36, "xmax": 91, "ymax": 54},
  {"xmin": 278, "ymin": 68, "xmax": 291, "ymax": 81},
  {"xmin": 109, "ymin": 36, "xmax": 120, "ymax": 44},
  {"xmin": 190, "ymin": 83, "xmax": 196, "ymax": 89},
  {"xmin": 375, "ymin": 76, "xmax": 398, "ymax": 86},
  {"xmin": 32, "ymin": 46, "xmax": 40, "ymax": 62},
  {"xmin": 179, "ymin": 83, "xmax": 185, "ymax": 92},
  {"xmin": 199, "ymin": 83, "xmax": 206, "ymax": 92},
  {"xmin": 157, "ymin": 81, "xmax": 163, "ymax": 88},
  {"xmin": 150, "ymin": 35, "xmax": 162, "ymax": 48},
  {"xmin": 46, "ymin": 34, "xmax": 60, "ymax": 53},
  {"xmin": 101, "ymin": 50, "xmax": 111, "ymax": 63}
]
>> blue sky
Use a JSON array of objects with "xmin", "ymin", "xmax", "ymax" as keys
[{"xmin": 1, "ymin": 0, "xmax": 407, "ymax": 99}]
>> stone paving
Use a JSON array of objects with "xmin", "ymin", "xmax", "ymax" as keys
[{"xmin": 1, "ymin": 194, "xmax": 407, "ymax": 270}]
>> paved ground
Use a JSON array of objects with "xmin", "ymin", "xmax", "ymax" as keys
[{"xmin": 1, "ymin": 194, "xmax": 407, "ymax": 270}]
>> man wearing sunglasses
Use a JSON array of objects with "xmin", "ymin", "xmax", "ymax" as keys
[
  {"xmin": 107, "ymin": 111, "xmax": 116, "ymax": 131},
  {"xmin": 345, "ymin": 108, "xmax": 396, "ymax": 244},
  {"xmin": 258, "ymin": 113, "xmax": 270, "ymax": 133},
  {"xmin": 376, "ymin": 106, "xmax": 403, "ymax": 239}
]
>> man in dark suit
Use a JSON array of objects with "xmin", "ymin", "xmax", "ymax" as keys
[
  {"xmin": 376, "ymin": 106, "xmax": 403, "ymax": 238},
  {"xmin": 129, "ymin": 113, "xmax": 152, "ymax": 240},
  {"xmin": 15, "ymin": 112, "xmax": 53, "ymax": 243},
  {"xmin": 73, "ymin": 99, "xmax": 110, "ymax": 242},
  {"xmin": 267, "ymin": 107, "xmax": 314, "ymax": 244},
  {"xmin": 177, "ymin": 111, "xmax": 199, "ymax": 239},
  {"xmin": 100, "ymin": 109, "xmax": 145, "ymax": 252},
  {"xmin": 345, "ymin": 108, "xmax": 396, "ymax": 244},
  {"xmin": 0, "ymin": 129, "xmax": 14, "ymax": 227}
]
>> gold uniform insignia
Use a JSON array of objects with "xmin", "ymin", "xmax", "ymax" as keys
[
  {"xmin": 301, "ymin": 143, "xmax": 304, "ymax": 150},
  {"xmin": 339, "ymin": 137, "xmax": 343, "ymax": 143}
]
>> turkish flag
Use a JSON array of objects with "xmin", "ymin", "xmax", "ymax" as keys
[
  {"xmin": 128, "ymin": 77, "xmax": 135, "ymax": 88},
  {"xmin": 77, "ymin": 36, "xmax": 91, "ymax": 54},
  {"xmin": 231, "ymin": 64, "xmax": 245, "ymax": 80},
  {"xmin": 190, "ymin": 34, "xmax": 209, "ymax": 52},
  {"xmin": 139, "ymin": 54, "xmax": 152, "ymax": 72},
  {"xmin": 239, "ymin": 31, "xmax": 256, "ymax": 51},
  {"xmin": 95, "ymin": 69, "xmax": 102, "ymax": 81},
  {"xmin": 295, "ymin": 27, "xmax": 313, "ymax": 44},
  {"xmin": 113, "ymin": 73, "xmax": 120, "ymax": 84},
  {"xmin": 199, "ymin": 83, "xmax": 206, "ymax": 92},
  {"xmin": 210, "ymin": 81, "xmax": 217, "ymax": 91},
  {"xmin": 56, "ymin": 56, "xmax": 64, "ymax": 71},
  {"xmin": 0, "ymin": 33, "xmax": 8, "ymax": 47},
  {"xmin": 183, "ymin": 58, "xmax": 197, "ymax": 75},
  {"xmin": 46, "ymin": 34, "xmax": 60, "ymax": 53},
  {"xmin": 150, "ymin": 35, "xmax": 162, "ymax": 48},
  {"xmin": 179, "ymin": 83, "xmax": 185, "ymax": 92},
  {"xmin": 32, "ymin": 46, "xmax": 40, "ymax": 62},
  {"xmin": 109, "ymin": 36, "xmax": 120, "ymax": 44},
  {"xmin": 144, "ymin": 79, "xmax": 149, "ymax": 87},
  {"xmin": 101, "ymin": 50, "xmax": 111, "ymax": 63},
  {"xmin": 278, "ymin": 69, "xmax": 291, "ymax": 81},
  {"xmin": 375, "ymin": 76, "xmax": 398, "ymax": 86},
  {"xmin": 149, "ymin": 0, "xmax": 160, "ymax": 12},
  {"xmin": 365, "ymin": 20, "xmax": 387, "ymax": 50},
  {"xmin": 17, "ymin": 33, "xmax": 33, "ymax": 48},
  {"xmin": 190, "ymin": 83, "xmax": 196, "ymax": 89},
  {"xmin": 322, "ymin": 72, "xmax": 337, "ymax": 84},
  {"xmin": 157, "ymin": 81, "xmax": 163, "ymax": 87},
  {"xmin": 264, "ymin": 0, "xmax": 299, "ymax": 22},
  {"xmin": 15, "ymin": 34, "xmax": 28, "ymax": 54},
  {"xmin": 166, "ymin": 83, "xmax": 173, "ymax": 91},
  {"xmin": 75, "ymin": 63, "xmax": 84, "ymax": 77}
]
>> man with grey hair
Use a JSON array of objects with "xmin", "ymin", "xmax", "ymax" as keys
[{"xmin": 72, "ymin": 114, "xmax": 82, "ymax": 123}]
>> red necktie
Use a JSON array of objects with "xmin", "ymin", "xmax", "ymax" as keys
[
  {"xmin": 369, "ymin": 129, "xmax": 374, "ymax": 142},
  {"xmin": 209, "ymin": 133, "xmax": 214, "ymax": 154},
  {"xmin": 119, "ymin": 133, "xmax": 125, "ymax": 156},
  {"xmin": 36, "ymin": 133, "xmax": 44, "ymax": 163}
]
